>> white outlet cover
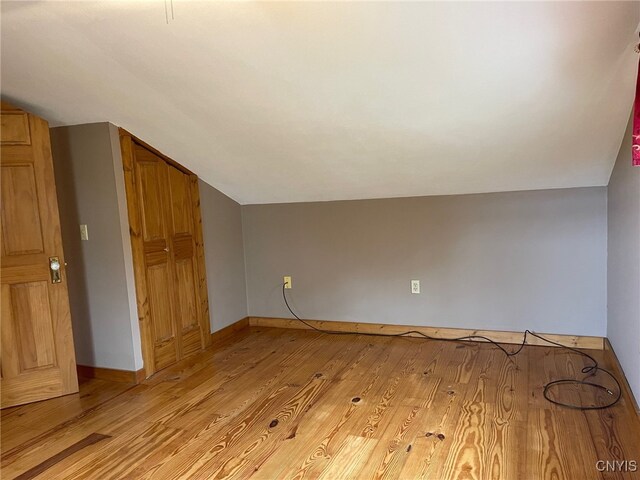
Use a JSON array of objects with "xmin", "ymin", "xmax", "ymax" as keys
[{"xmin": 411, "ymin": 280, "xmax": 420, "ymax": 294}]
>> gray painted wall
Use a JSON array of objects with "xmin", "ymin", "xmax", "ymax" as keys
[
  {"xmin": 607, "ymin": 117, "xmax": 640, "ymax": 402},
  {"xmin": 243, "ymin": 187, "xmax": 607, "ymax": 337},
  {"xmin": 50, "ymin": 123, "xmax": 248, "ymax": 372},
  {"xmin": 50, "ymin": 123, "xmax": 142, "ymax": 370},
  {"xmin": 200, "ymin": 180, "xmax": 248, "ymax": 331}
]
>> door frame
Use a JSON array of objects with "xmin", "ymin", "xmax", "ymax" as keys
[{"xmin": 119, "ymin": 129, "xmax": 211, "ymax": 377}]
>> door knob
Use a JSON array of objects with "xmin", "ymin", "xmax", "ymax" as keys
[{"xmin": 49, "ymin": 256, "xmax": 62, "ymax": 283}]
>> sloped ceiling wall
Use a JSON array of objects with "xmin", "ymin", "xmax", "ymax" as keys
[{"xmin": 1, "ymin": 1, "xmax": 638, "ymax": 204}]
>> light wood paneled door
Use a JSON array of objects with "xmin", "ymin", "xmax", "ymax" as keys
[
  {"xmin": 132, "ymin": 145, "xmax": 178, "ymax": 371},
  {"xmin": 0, "ymin": 102, "xmax": 78, "ymax": 408},
  {"xmin": 120, "ymin": 132, "xmax": 210, "ymax": 377},
  {"xmin": 166, "ymin": 165, "xmax": 204, "ymax": 359}
]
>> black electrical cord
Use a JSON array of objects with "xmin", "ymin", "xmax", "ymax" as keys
[{"xmin": 282, "ymin": 284, "xmax": 621, "ymax": 410}]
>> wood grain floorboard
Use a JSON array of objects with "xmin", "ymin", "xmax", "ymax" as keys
[
  {"xmin": 11, "ymin": 433, "xmax": 110, "ymax": 480},
  {"xmin": 1, "ymin": 378, "xmax": 130, "ymax": 452},
  {"xmin": 1, "ymin": 326, "xmax": 639, "ymax": 480}
]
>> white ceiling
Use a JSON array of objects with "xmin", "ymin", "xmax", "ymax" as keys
[{"xmin": 2, "ymin": 1, "xmax": 639, "ymax": 204}]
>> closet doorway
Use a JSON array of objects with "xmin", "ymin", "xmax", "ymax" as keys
[{"xmin": 120, "ymin": 131, "xmax": 210, "ymax": 377}]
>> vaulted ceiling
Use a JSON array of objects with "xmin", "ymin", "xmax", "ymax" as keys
[{"xmin": 2, "ymin": 1, "xmax": 638, "ymax": 204}]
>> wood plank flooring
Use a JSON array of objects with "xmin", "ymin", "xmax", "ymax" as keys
[{"xmin": 1, "ymin": 327, "xmax": 639, "ymax": 479}]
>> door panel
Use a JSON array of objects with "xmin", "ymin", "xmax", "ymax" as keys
[
  {"xmin": 181, "ymin": 327, "xmax": 202, "ymax": 358},
  {"xmin": 137, "ymin": 160, "xmax": 168, "ymax": 242},
  {"xmin": 147, "ymin": 263, "xmax": 177, "ymax": 369},
  {"xmin": 147, "ymin": 264, "xmax": 175, "ymax": 342},
  {"xmin": 175, "ymin": 257, "xmax": 197, "ymax": 330},
  {"xmin": 1, "ymin": 163, "xmax": 45, "ymax": 256},
  {"xmin": 168, "ymin": 167, "xmax": 193, "ymax": 235},
  {"xmin": 11, "ymin": 282, "xmax": 56, "ymax": 370},
  {"xmin": 0, "ymin": 103, "xmax": 78, "ymax": 408},
  {"xmin": 154, "ymin": 338, "xmax": 179, "ymax": 371},
  {"xmin": 172, "ymin": 234, "xmax": 193, "ymax": 259},
  {"xmin": 0, "ymin": 111, "xmax": 31, "ymax": 145}
]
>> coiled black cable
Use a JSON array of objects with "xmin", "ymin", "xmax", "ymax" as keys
[{"xmin": 282, "ymin": 284, "xmax": 621, "ymax": 410}]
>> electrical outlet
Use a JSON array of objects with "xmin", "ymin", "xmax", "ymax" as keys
[
  {"xmin": 284, "ymin": 276, "xmax": 292, "ymax": 289},
  {"xmin": 411, "ymin": 280, "xmax": 420, "ymax": 294},
  {"xmin": 80, "ymin": 224, "xmax": 89, "ymax": 241}
]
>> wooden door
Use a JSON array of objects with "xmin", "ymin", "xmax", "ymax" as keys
[
  {"xmin": 132, "ymin": 145, "xmax": 179, "ymax": 371},
  {"xmin": 0, "ymin": 102, "xmax": 78, "ymax": 408},
  {"xmin": 121, "ymin": 133, "xmax": 210, "ymax": 376},
  {"xmin": 167, "ymin": 165, "xmax": 204, "ymax": 359}
]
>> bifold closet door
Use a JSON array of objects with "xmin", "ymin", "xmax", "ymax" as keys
[
  {"xmin": 132, "ymin": 145, "xmax": 179, "ymax": 371},
  {"xmin": 123, "ymin": 137, "xmax": 209, "ymax": 376},
  {"xmin": 166, "ymin": 165, "xmax": 203, "ymax": 359}
]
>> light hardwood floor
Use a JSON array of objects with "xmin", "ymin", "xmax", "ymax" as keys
[{"xmin": 2, "ymin": 327, "xmax": 639, "ymax": 479}]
